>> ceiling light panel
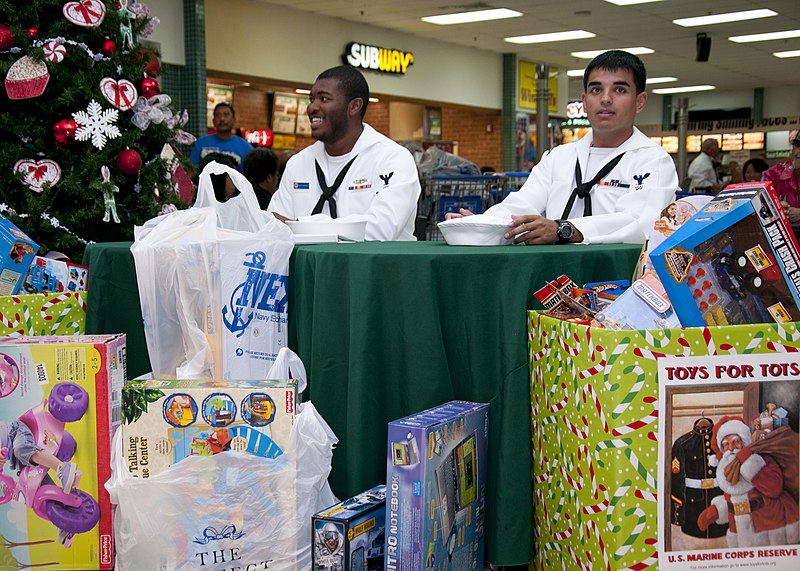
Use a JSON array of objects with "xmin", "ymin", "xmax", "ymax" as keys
[
  {"xmin": 505, "ymin": 30, "xmax": 596, "ymax": 44},
  {"xmin": 673, "ymin": 9, "xmax": 777, "ymax": 28},
  {"xmin": 422, "ymin": 8, "xmax": 522, "ymax": 25},
  {"xmin": 652, "ymin": 85, "xmax": 715, "ymax": 94},
  {"xmin": 571, "ymin": 47, "xmax": 654, "ymax": 58},
  {"xmin": 729, "ymin": 30, "xmax": 800, "ymax": 43}
]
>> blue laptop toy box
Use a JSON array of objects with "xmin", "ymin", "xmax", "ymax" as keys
[{"xmin": 385, "ymin": 401, "xmax": 488, "ymax": 571}]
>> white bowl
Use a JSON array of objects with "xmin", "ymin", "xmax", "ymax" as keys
[
  {"xmin": 438, "ymin": 217, "xmax": 512, "ymax": 246},
  {"xmin": 285, "ymin": 219, "xmax": 367, "ymax": 242}
]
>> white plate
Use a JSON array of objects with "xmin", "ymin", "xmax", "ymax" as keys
[
  {"xmin": 285, "ymin": 220, "xmax": 366, "ymax": 242},
  {"xmin": 438, "ymin": 217, "xmax": 512, "ymax": 246}
]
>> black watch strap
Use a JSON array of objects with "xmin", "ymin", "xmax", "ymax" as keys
[{"xmin": 556, "ymin": 219, "xmax": 574, "ymax": 244}]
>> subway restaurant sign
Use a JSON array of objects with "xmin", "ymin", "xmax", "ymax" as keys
[{"xmin": 344, "ymin": 42, "xmax": 414, "ymax": 75}]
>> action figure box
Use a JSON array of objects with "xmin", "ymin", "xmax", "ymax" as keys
[
  {"xmin": 0, "ymin": 213, "xmax": 38, "ymax": 295},
  {"xmin": 121, "ymin": 378, "xmax": 298, "ymax": 478},
  {"xmin": 385, "ymin": 401, "xmax": 488, "ymax": 571},
  {"xmin": 312, "ymin": 484, "xmax": 387, "ymax": 570},
  {"xmin": 22, "ymin": 256, "xmax": 89, "ymax": 294},
  {"xmin": 0, "ymin": 333, "xmax": 127, "ymax": 570},
  {"xmin": 650, "ymin": 182, "xmax": 800, "ymax": 327}
]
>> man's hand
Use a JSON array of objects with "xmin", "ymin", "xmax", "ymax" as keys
[
  {"xmin": 782, "ymin": 204, "xmax": 800, "ymax": 224},
  {"xmin": 697, "ymin": 505, "xmax": 719, "ymax": 531},
  {"xmin": 444, "ymin": 208, "xmax": 474, "ymax": 220},
  {"xmin": 506, "ymin": 215, "xmax": 583, "ymax": 245}
]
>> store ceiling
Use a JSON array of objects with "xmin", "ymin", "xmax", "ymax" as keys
[{"xmin": 258, "ymin": 0, "xmax": 800, "ymax": 93}]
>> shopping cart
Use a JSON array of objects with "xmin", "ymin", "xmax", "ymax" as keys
[{"xmin": 420, "ymin": 175, "xmax": 506, "ymax": 240}]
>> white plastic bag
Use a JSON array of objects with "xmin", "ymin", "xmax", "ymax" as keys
[
  {"xmin": 107, "ymin": 401, "xmax": 338, "ymax": 571},
  {"xmin": 267, "ymin": 347, "xmax": 307, "ymax": 394},
  {"xmin": 131, "ymin": 162, "xmax": 295, "ymax": 379}
]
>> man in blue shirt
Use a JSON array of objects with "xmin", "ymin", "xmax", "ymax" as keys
[{"xmin": 190, "ymin": 102, "xmax": 252, "ymax": 171}]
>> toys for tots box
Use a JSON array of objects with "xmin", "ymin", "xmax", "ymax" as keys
[
  {"xmin": 0, "ymin": 214, "xmax": 38, "ymax": 296},
  {"xmin": 0, "ymin": 291, "xmax": 87, "ymax": 337},
  {"xmin": 312, "ymin": 484, "xmax": 387, "ymax": 570},
  {"xmin": 121, "ymin": 378, "xmax": 297, "ymax": 478},
  {"xmin": 0, "ymin": 333, "xmax": 126, "ymax": 570},
  {"xmin": 385, "ymin": 401, "xmax": 488, "ymax": 571},
  {"xmin": 650, "ymin": 182, "xmax": 800, "ymax": 327}
]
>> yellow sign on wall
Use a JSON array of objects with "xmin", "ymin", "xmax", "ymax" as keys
[{"xmin": 518, "ymin": 61, "xmax": 558, "ymax": 113}]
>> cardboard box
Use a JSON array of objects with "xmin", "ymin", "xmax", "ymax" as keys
[
  {"xmin": 22, "ymin": 256, "xmax": 89, "ymax": 294},
  {"xmin": 0, "ymin": 213, "xmax": 38, "ymax": 295},
  {"xmin": 385, "ymin": 401, "xmax": 488, "ymax": 571},
  {"xmin": 313, "ymin": 484, "xmax": 387, "ymax": 570},
  {"xmin": 121, "ymin": 378, "xmax": 298, "ymax": 478},
  {"xmin": 0, "ymin": 291, "xmax": 86, "ymax": 336},
  {"xmin": 650, "ymin": 182, "xmax": 800, "ymax": 326},
  {"xmin": 0, "ymin": 334, "xmax": 126, "ymax": 570}
]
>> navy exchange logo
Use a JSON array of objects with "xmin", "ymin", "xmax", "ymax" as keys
[
  {"xmin": 379, "ymin": 172, "xmax": 394, "ymax": 187},
  {"xmin": 633, "ymin": 173, "xmax": 650, "ymax": 190}
]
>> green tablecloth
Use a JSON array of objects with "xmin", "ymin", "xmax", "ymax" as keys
[{"xmin": 83, "ymin": 239, "xmax": 642, "ymax": 566}]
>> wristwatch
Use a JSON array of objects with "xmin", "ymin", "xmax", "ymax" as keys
[{"xmin": 556, "ymin": 219, "xmax": 575, "ymax": 244}]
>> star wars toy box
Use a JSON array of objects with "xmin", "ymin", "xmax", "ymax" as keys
[
  {"xmin": 650, "ymin": 181, "xmax": 800, "ymax": 327},
  {"xmin": 0, "ymin": 213, "xmax": 38, "ymax": 296},
  {"xmin": 385, "ymin": 400, "xmax": 488, "ymax": 571},
  {"xmin": 121, "ymin": 378, "xmax": 297, "ymax": 478},
  {"xmin": 22, "ymin": 256, "xmax": 89, "ymax": 294},
  {"xmin": 0, "ymin": 333, "xmax": 126, "ymax": 570},
  {"xmin": 312, "ymin": 484, "xmax": 387, "ymax": 570}
]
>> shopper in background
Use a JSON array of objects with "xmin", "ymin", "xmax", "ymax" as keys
[
  {"xmin": 447, "ymin": 50, "xmax": 678, "ymax": 245},
  {"xmin": 742, "ymin": 158, "xmax": 770, "ymax": 183},
  {"xmin": 763, "ymin": 131, "xmax": 800, "ymax": 224},
  {"xmin": 243, "ymin": 147, "xmax": 280, "ymax": 209},
  {"xmin": 268, "ymin": 65, "xmax": 421, "ymax": 241},
  {"xmin": 197, "ymin": 152, "xmax": 239, "ymax": 203},
  {"xmin": 190, "ymin": 102, "xmax": 253, "ymax": 171},
  {"xmin": 688, "ymin": 139, "xmax": 724, "ymax": 193}
]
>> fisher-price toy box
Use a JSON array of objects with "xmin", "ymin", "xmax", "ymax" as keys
[
  {"xmin": 650, "ymin": 181, "xmax": 800, "ymax": 327},
  {"xmin": 0, "ymin": 213, "xmax": 38, "ymax": 296},
  {"xmin": 0, "ymin": 333, "xmax": 126, "ymax": 570},
  {"xmin": 22, "ymin": 256, "xmax": 89, "ymax": 294},
  {"xmin": 121, "ymin": 378, "xmax": 297, "ymax": 478},
  {"xmin": 312, "ymin": 484, "xmax": 387, "ymax": 570},
  {"xmin": 385, "ymin": 401, "xmax": 488, "ymax": 571}
]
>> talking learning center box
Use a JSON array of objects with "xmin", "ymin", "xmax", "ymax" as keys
[
  {"xmin": 312, "ymin": 484, "xmax": 387, "ymax": 571},
  {"xmin": 0, "ymin": 213, "xmax": 38, "ymax": 296},
  {"xmin": 121, "ymin": 378, "xmax": 297, "ymax": 478},
  {"xmin": 385, "ymin": 401, "xmax": 488, "ymax": 571},
  {"xmin": 650, "ymin": 181, "xmax": 800, "ymax": 327},
  {"xmin": 0, "ymin": 333, "xmax": 127, "ymax": 570}
]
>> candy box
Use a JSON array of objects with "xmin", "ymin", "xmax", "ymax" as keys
[
  {"xmin": 312, "ymin": 484, "xmax": 387, "ymax": 570},
  {"xmin": 650, "ymin": 182, "xmax": 800, "ymax": 327},
  {"xmin": 0, "ymin": 333, "xmax": 126, "ymax": 570},
  {"xmin": 121, "ymin": 378, "xmax": 297, "ymax": 478},
  {"xmin": 0, "ymin": 213, "xmax": 38, "ymax": 296},
  {"xmin": 385, "ymin": 401, "xmax": 488, "ymax": 571}
]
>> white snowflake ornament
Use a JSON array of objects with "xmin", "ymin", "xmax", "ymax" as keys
[{"xmin": 73, "ymin": 99, "xmax": 121, "ymax": 149}]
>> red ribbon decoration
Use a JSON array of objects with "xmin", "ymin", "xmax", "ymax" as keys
[
  {"xmin": 108, "ymin": 81, "xmax": 134, "ymax": 109},
  {"xmin": 28, "ymin": 164, "xmax": 47, "ymax": 181},
  {"xmin": 74, "ymin": 0, "xmax": 102, "ymax": 24}
]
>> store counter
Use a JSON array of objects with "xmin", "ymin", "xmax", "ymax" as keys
[{"xmin": 83, "ymin": 240, "xmax": 642, "ymax": 565}]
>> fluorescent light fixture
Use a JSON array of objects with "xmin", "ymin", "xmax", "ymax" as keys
[
  {"xmin": 422, "ymin": 8, "xmax": 522, "ymax": 26},
  {"xmin": 368, "ymin": 97, "xmax": 380, "ymax": 103},
  {"xmin": 673, "ymin": 9, "xmax": 776, "ymax": 28},
  {"xmin": 652, "ymin": 85, "xmax": 715, "ymax": 94},
  {"xmin": 567, "ymin": 69, "xmax": 585, "ymax": 77},
  {"xmin": 505, "ymin": 30, "xmax": 595, "ymax": 44},
  {"xmin": 646, "ymin": 76, "xmax": 678, "ymax": 84},
  {"xmin": 774, "ymin": 49, "xmax": 800, "ymax": 58},
  {"xmin": 730, "ymin": 29, "xmax": 800, "ymax": 43},
  {"xmin": 571, "ymin": 47, "xmax": 653, "ymax": 58},
  {"xmin": 295, "ymin": 88, "xmax": 311, "ymax": 95},
  {"xmin": 604, "ymin": 0, "xmax": 663, "ymax": 5}
]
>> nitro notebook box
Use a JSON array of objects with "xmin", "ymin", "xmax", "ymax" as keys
[
  {"xmin": 385, "ymin": 401, "xmax": 488, "ymax": 571},
  {"xmin": 0, "ymin": 334, "xmax": 127, "ymax": 570},
  {"xmin": 312, "ymin": 484, "xmax": 387, "ymax": 570},
  {"xmin": 121, "ymin": 378, "xmax": 297, "ymax": 478}
]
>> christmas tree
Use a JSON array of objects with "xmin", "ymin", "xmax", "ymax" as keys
[{"xmin": 0, "ymin": 0, "xmax": 194, "ymax": 260}]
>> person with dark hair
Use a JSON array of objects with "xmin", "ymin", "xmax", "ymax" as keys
[
  {"xmin": 243, "ymin": 147, "xmax": 280, "ymax": 209},
  {"xmin": 688, "ymin": 138, "xmax": 723, "ymax": 193},
  {"xmin": 198, "ymin": 152, "xmax": 239, "ymax": 203},
  {"xmin": 447, "ymin": 50, "xmax": 677, "ymax": 245},
  {"xmin": 268, "ymin": 65, "xmax": 421, "ymax": 241},
  {"xmin": 190, "ymin": 102, "xmax": 253, "ymax": 171},
  {"xmin": 742, "ymin": 158, "xmax": 770, "ymax": 183}
]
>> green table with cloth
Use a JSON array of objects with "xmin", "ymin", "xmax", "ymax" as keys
[{"xmin": 83, "ymin": 240, "xmax": 642, "ymax": 566}]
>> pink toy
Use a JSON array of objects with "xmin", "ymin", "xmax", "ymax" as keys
[
  {"xmin": 0, "ymin": 382, "xmax": 100, "ymax": 546},
  {"xmin": 0, "ymin": 353, "xmax": 20, "ymax": 397}
]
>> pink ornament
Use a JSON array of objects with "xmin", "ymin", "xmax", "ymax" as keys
[
  {"xmin": 100, "ymin": 77, "xmax": 138, "ymax": 111},
  {"xmin": 116, "ymin": 148, "xmax": 142, "ymax": 176},
  {"xmin": 14, "ymin": 158, "xmax": 62, "ymax": 192},
  {"xmin": 43, "ymin": 40, "xmax": 66, "ymax": 63},
  {"xmin": 62, "ymin": 0, "xmax": 105, "ymax": 28}
]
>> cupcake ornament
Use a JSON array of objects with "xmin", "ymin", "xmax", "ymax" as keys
[{"xmin": 4, "ymin": 55, "xmax": 49, "ymax": 99}]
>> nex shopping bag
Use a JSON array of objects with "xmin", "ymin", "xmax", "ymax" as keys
[{"xmin": 131, "ymin": 162, "xmax": 294, "ymax": 379}]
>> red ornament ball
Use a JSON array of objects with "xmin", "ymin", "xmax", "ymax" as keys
[
  {"xmin": 0, "ymin": 24, "xmax": 15, "ymax": 51},
  {"xmin": 25, "ymin": 26, "xmax": 38, "ymax": 40},
  {"xmin": 53, "ymin": 118, "xmax": 78, "ymax": 145},
  {"xmin": 116, "ymin": 148, "xmax": 143, "ymax": 176},
  {"xmin": 101, "ymin": 36, "xmax": 116, "ymax": 57},
  {"xmin": 141, "ymin": 76, "xmax": 160, "ymax": 99}
]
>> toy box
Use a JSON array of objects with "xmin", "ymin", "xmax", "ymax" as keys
[
  {"xmin": 594, "ymin": 272, "xmax": 681, "ymax": 330},
  {"xmin": 22, "ymin": 256, "xmax": 89, "ymax": 294},
  {"xmin": 312, "ymin": 484, "xmax": 387, "ymax": 570},
  {"xmin": 0, "ymin": 291, "xmax": 86, "ymax": 336},
  {"xmin": 0, "ymin": 213, "xmax": 38, "ymax": 295},
  {"xmin": 121, "ymin": 378, "xmax": 298, "ymax": 478},
  {"xmin": 650, "ymin": 182, "xmax": 800, "ymax": 326},
  {"xmin": 385, "ymin": 401, "xmax": 488, "ymax": 571},
  {"xmin": 0, "ymin": 333, "xmax": 126, "ymax": 570}
]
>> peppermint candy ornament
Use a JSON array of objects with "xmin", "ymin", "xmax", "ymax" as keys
[
  {"xmin": 43, "ymin": 40, "xmax": 66, "ymax": 63},
  {"xmin": 99, "ymin": 77, "xmax": 138, "ymax": 111},
  {"xmin": 14, "ymin": 158, "xmax": 62, "ymax": 192},
  {"xmin": 63, "ymin": 0, "xmax": 106, "ymax": 28}
]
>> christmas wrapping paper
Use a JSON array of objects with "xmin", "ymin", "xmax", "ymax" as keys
[
  {"xmin": 528, "ymin": 312, "xmax": 800, "ymax": 571},
  {"xmin": 0, "ymin": 291, "xmax": 86, "ymax": 336}
]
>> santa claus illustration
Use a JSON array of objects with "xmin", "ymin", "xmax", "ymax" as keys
[{"xmin": 696, "ymin": 415, "xmax": 800, "ymax": 548}]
